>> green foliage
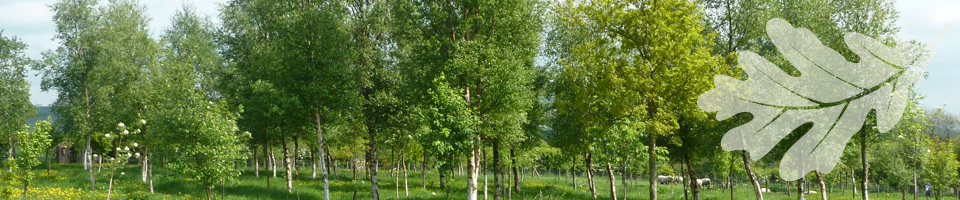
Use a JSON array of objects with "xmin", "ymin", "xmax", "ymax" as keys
[
  {"xmin": 0, "ymin": 32, "xmax": 36, "ymax": 159},
  {"xmin": 14, "ymin": 119, "xmax": 53, "ymax": 196}
]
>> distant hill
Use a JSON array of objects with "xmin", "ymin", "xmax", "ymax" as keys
[{"xmin": 27, "ymin": 106, "xmax": 56, "ymax": 127}]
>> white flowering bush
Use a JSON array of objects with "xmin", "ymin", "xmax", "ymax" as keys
[{"xmin": 103, "ymin": 120, "xmax": 142, "ymax": 200}]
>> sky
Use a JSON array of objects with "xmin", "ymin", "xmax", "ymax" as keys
[{"xmin": 0, "ymin": 0, "xmax": 958, "ymax": 113}]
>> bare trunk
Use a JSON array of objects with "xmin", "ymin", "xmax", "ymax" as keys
[
  {"xmin": 86, "ymin": 136, "xmax": 95, "ymax": 190},
  {"xmin": 272, "ymin": 148, "xmax": 277, "ymax": 177},
  {"xmin": 743, "ymin": 151, "xmax": 763, "ymax": 200},
  {"xmin": 649, "ymin": 132, "xmax": 658, "ymax": 200},
  {"xmin": 283, "ymin": 140, "xmax": 293, "ymax": 193},
  {"xmin": 586, "ymin": 151, "xmax": 597, "ymax": 199},
  {"xmin": 816, "ymin": 171, "xmax": 827, "ymax": 200},
  {"xmin": 149, "ymin": 159, "xmax": 154, "ymax": 193},
  {"xmin": 852, "ymin": 169, "xmax": 858, "ymax": 197},
  {"xmin": 467, "ymin": 135, "xmax": 481, "ymax": 200},
  {"xmin": 861, "ymin": 133, "xmax": 869, "ymax": 200},
  {"xmin": 255, "ymin": 145, "xmax": 260, "ymax": 177},
  {"xmin": 573, "ymin": 159, "xmax": 578, "ymax": 190},
  {"xmin": 315, "ymin": 109, "xmax": 330, "ymax": 200},
  {"xmin": 493, "ymin": 141, "xmax": 501, "ymax": 200},
  {"xmin": 608, "ymin": 162, "xmax": 618, "ymax": 200},
  {"xmin": 107, "ymin": 172, "xmax": 115, "ymax": 200},
  {"xmin": 484, "ymin": 147, "xmax": 488, "ymax": 200},
  {"xmin": 403, "ymin": 152, "xmax": 409, "ymax": 196},
  {"xmin": 686, "ymin": 154, "xmax": 700, "ymax": 200},
  {"xmin": 422, "ymin": 153, "xmax": 427, "ymax": 190},
  {"xmin": 511, "ymin": 148, "xmax": 520, "ymax": 193},
  {"xmin": 798, "ymin": 178, "xmax": 806, "ymax": 200},
  {"xmin": 622, "ymin": 162, "xmax": 628, "ymax": 200}
]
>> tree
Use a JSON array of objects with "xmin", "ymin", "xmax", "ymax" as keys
[
  {"xmin": 38, "ymin": 0, "xmax": 103, "ymax": 190},
  {"xmin": 0, "ymin": 32, "xmax": 35, "ymax": 173},
  {"xmin": 392, "ymin": 1, "xmax": 542, "ymax": 199},
  {"xmin": 12, "ymin": 119, "xmax": 51, "ymax": 198},
  {"xmin": 557, "ymin": 1, "xmax": 721, "ymax": 199},
  {"xmin": 924, "ymin": 138, "xmax": 959, "ymax": 199}
]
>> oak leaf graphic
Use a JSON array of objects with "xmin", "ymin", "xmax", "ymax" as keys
[{"xmin": 697, "ymin": 18, "xmax": 929, "ymax": 181}]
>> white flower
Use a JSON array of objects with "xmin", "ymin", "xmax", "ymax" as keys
[
  {"xmin": 118, "ymin": 122, "xmax": 125, "ymax": 128},
  {"xmin": 122, "ymin": 130, "xmax": 129, "ymax": 135},
  {"xmin": 134, "ymin": 129, "xmax": 140, "ymax": 134},
  {"xmin": 121, "ymin": 172, "xmax": 125, "ymax": 176},
  {"xmin": 141, "ymin": 119, "xmax": 147, "ymax": 125},
  {"xmin": 116, "ymin": 147, "xmax": 121, "ymax": 151},
  {"xmin": 124, "ymin": 147, "xmax": 130, "ymax": 151},
  {"xmin": 110, "ymin": 157, "xmax": 115, "ymax": 161},
  {"xmin": 898, "ymin": 135, "xmax": 904, "ymax": 139},
  {"xmin": 133, "ymin": 143, "xmax": 139, "ymax": 147},
  {"xmin": 135, "ymin": 153, "xmax": 140, "ymax": 157},
  {"xmin": 93, "ymin": 154, "xmax": 99, "ymax": 157},
  {"xmin": 928, "ymin": 149, "xmax": 932, "ymax": 153},
  {"xmin": 105, "ymin": 134, "xmax": 111, "ymax": 138}
]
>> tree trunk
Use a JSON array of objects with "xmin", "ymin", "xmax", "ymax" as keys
[
  {"xmin": 422, "ymin": 153, "xmax": 427, "ymax": 190},
  {"xmin": 312, "ymin": 150, "xmax": 317, "ymax": 179},
  {"xmin": 573, "ymin": 159, "xmax": 579, "ymax": 190},
  {"xmin": 265, "ymin": 143, "xmax": 271, "ymax": 193},
  {"xmin": 468, "ymin": 135, "xmax": 482, "ymax": 200},
  {"xmin": 686, "ymin": 154, "xmax": 700, "ymax": 200},
  {"xmin": 294, "ymin": 138, "xmax": 300, "ymax": 179},
  {"xmin": 743, "ymin": 151, "xmax": 763, "ymax": 200},
  {"xmin": 730, "ymin": 152, "xmax": 735, "ymax": 200},
  {"xmin": 586, "ymin": 151, "xmax": 597, "ymax": 199},
  {"xmin": 86, "ymin": 136, "xmax": 95, "ymax": 190},
  {"xmin": 367, "ymin": 120, "xmax": 380, "ymax": 200},
  {"xmin": 608, "ymin": 162, "xmax": 618, "ymax": 200},
  {"xmin": 649, "ymin": 131, "xmax": 658, "ymax": 200},
  {"xmin": 402, "ymin": 152, "xmax": 409, "ymax": 196},
  {"xmin": 271, "ymin": 147, "xmax": 277, "ymax": 177},
  {"xmin": 283, "ymin": 140, "xmax": 293, "ymax": 193},
  {"xmin": 484, "ymin": 147, "xmax": 489, "ymax": 200},
  {"xmin": 682, "ymin": 158, "xmax": 689, "ymax": 200},
  {"xmin": 622, "ymin": 162, "xmax": 628, "ymax": 200},
  {"xmin": 797, "ymin": 178, "xmax": 805, "ymax": 200},
  {"xmin": 255, "ymin": 145, "xmax": 260, "ymax": 177},
  {"xmin": 861, "ymin": 132, "xmax": 869, "ymax": 200},
  {"xmin": 22, "ymin": 180, "xmax": 27, "ymax": 198},
  {"xmin": 852, "ymin": 169, "xmax": 857, "ymax": 198},
  {"xmin": 816, "ymin": 171, "xmax": 827, "ymax": 200},
  {"xmin": 511, "ymin": 148, "xmax": 520, "ymax": 193},
  {"xmin": 149, "ymin": 159, "xmax": 154, "ymax": 193},
  {"xmin": 493, "ymin": 141, "xmax": 502, "ymax": 200},
  {"xmin": 315, "ymin": 109, "xmax": 330, "ymax": 200},
  {"xmin": 107, "ymin": 173, "xmax": 115, "ymax": 200}
]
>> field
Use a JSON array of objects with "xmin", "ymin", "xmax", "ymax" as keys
[{"xmin": 0, "ymin": 164, "xmax": 929, "ymax": 200}]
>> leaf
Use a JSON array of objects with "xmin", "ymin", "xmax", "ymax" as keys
[{"xmin": 697, "ymin": 18, "xmax": 929, "ymax": 181}]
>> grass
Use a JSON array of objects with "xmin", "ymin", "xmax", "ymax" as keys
[{"xmin": 0, "ymin": 164, "xmax": 936, "ymax": 199}]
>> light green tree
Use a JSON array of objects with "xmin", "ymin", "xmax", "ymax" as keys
[{"xmin": 14, "ymin": 120, "xmax": 52, "ymax": 198}]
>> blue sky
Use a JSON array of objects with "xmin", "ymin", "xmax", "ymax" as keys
[{"xmin": 1, "ymin": 0, "xmax": 958, "ymax": 113}]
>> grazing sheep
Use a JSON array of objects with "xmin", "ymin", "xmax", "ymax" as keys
[
  {"xmin": 695, "ymin": 178, "xmax": 711, "ymax": 187},
  {"xmin": 657, "ymin": 175, "xmax": 684, "ymax": 185}
]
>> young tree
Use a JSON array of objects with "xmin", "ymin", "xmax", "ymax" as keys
[{"xmin": 13, "ymin": 120, "xmax": 52, "ymax": 198}]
